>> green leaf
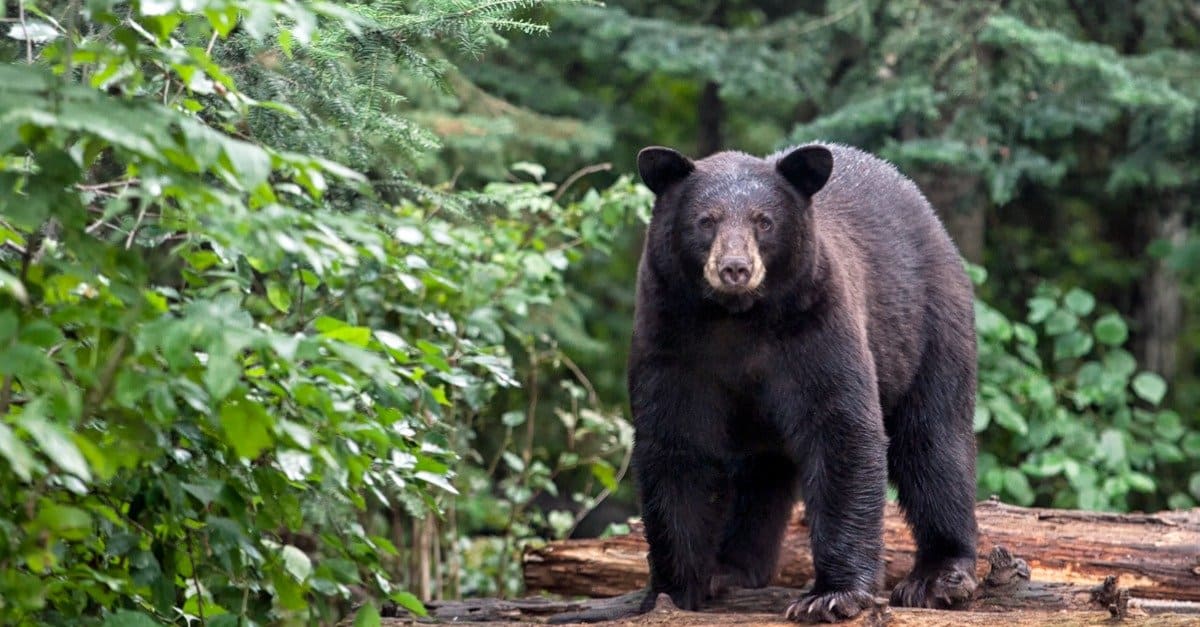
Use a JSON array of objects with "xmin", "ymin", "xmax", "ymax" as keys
[
  {"xmin": 1063, "ymin": 288, "xmax": 1095, "ymax": 316},
  {"xmin": 1003, "ymin": 469, "xmax": 1034, "ymax": 505},
  {"xmin": 221, "ymin": 138, "xmax": 271, "ymax": 190},
  {"xmin": 415, "ymin": 470, "xmax": 458, "ymax": 495},
  {"xmin": 1093, "ymin": 313, "xmax": 1128, "ymax": 346},
  {"xmin": 1043, "ymin": 309, "xmax": 1077, "ymax": 335},
  {"xmin": 1097, "ymin": 429, "xmax": 1126, "ymax": 467},
  {"xmin": 1027, "ymin": 297, "xmax": 1055, "ymax": 323},
  {"xmin": 0, "ymin": 422, "xmax": 35, "ymax": 481},
  {"xmin": 390, "ymin": 591, "xmax": 429, "ymax": 618},
  {"xmin": 353, "ymin": 604, "xmax": 382, "ymax": 627},
  {"xmin": 1155, "ymin": 411, "xmax": 1184, "ymax": 440},
  {"xmin": 22, "ymin": 415, "xmax": 91, "ymax": 482},
  {"xmin": 1131, "ymin": 372, "xmax": 1167, "ymax": 405},
  {"xmin": 501, "ymin": 410, "xmax": 526, "ymax": 427},
  {"xmin": 219, "ymin": 399, "xmax": 274, "ymax": 460},
  {"xmin": 972, "ymin": 405, "xmax": 990, "ymax": 432},
  {"xmin": 591, "ymin": 461, "xmax": 617, "ymax": 492},
  {"xmin": 281, "ymin": 545, "xmax": 313, "ymax": 582},
  {"xmin": 35, "ymin": 503, "xmax": 93, "ymax": 539},
  {"xmin": 267, "ymin": 281, "xmax": 292, "ymax": 313},
  {"xmin": 204, "ymin": 352, "xmax": 240, "ymax": 401},
  {"xmin": 101, "ymin": 610, "xmax": 162, "ymax": 627},
  {"xmin": 1182, "ymin": 432, "xmax": 1200, "ymax": 457},
  {"xmin": 0, "ymin": 270, "xmax": 29, "ymax": 304}
]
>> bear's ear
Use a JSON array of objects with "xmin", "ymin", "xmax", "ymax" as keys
[
  {"xmin": 776, "ymin": 145, "xmax": 833, "ymax": 198},
  {"xmin": 637, "ymin": 146, "xmax": 695, "ymax": 195}
]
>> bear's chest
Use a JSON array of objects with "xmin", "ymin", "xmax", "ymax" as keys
[{"xmin": 688, "ymin": 319, "xmax": 778, "ymax": 390}]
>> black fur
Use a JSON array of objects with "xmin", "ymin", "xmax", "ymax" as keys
[{"xmin": 628, "ymin": 143, "xmax": 979, "ymax": 622}]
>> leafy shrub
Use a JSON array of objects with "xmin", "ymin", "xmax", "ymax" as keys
[
  {"xmin": 971, "ymin": 264, "xmax": 1197, "ymax": 511},
  {"xmin": 0, "ymin": 0, "xmax": 643, "ymax": 624}
]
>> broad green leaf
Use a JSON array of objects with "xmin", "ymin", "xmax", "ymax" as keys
[
  {"xmin": 1003, "ymin": 469, "xmax": 1034, "ymax": 505},
  {"xmin": 353, "ymin": 604, "xmax": 382, "ymax": 627},
  {"xmin": 1063, "ymin": 288, "xmax": 1095, "ymax": 316},
  {"xmin": 219, "ymin": 399, "xmax": 274, "ymax": 460},
  {"xmin": 1097, "ymin": 430, "xmax": 1126, "ymax": 467},
  {"xmin": 1093, "ymin": 313, "xmax": 1128, "ymax": 346},
  {"xmin": 101, "ymin": 610, "xmax": 162, "ymax": 627},
  {"xmin": 415, "ymin": 470, "xmax": 458, "ymax": 495},
  {"xmin": 0, "ymin": 270, "xmax": 29, "ymax": 304},
  {"xmin": 203, "ymin": 353, "xmax": 240, "ymax": 401},
  {"xmin": 501, "ymin": 410, "xmax": 526, "ymax": 427},
  {"xmin": 1128, "ymin": 473, "xmax": 1156, "ymax": 492},
  {"xmin": 391, "ymin": 591, "xmax": 429, "ymax": 617},
  {"xmin": 22, "ymin": 415, "xmax": 91, "ymax": 482},
  {"xmin": 0, "ymin": 423, "xmax": 34, "ymax": 481},
  {"xmin": 35, "ymin": 503, "xmax": 92, "ymax": 539},
  {"xmin": 1043, "ymin": 309, "xmax": 1077, "ymax": 335},
  {"xmin": 281, "ymin": 545, "xmax": 313, "ymax": 582},
  {"xmin": 1131, "ymin": 372, "xmax": 1167, "ymax": 405},
  {"xmin": 221, "ymin": 138, "xmax": 271, "ymax": 190},
  {"xmin": 591, "ymin": 461, "xmax": 617, "ymax": 492},
  {"xmin": 267, "ymin": 281, "xmax": 292, "ymax": 312}
]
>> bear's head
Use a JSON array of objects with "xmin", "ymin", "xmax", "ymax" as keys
[{"xmin": 637, "ymin": 145, "xmax": 833, "ymax": 313}]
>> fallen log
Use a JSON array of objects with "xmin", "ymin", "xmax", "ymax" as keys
[
  {"xmin": 523, "ymin": 499, "xmax": 1200, "ymax": 602},
  {"xmin": 424, "ymin": 545, "xmax": 1198, "ymax": 624}
]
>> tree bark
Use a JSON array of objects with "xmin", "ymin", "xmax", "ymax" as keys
[
  {"xmin": 522, "ymin": 499, "xmax": 1200, "ymax": 602},
  {"xmin": 912, "ymin": 167, "xmax": 986, "ymax": 264},
  {"xmin": 697, "ymin": 81, "xmax": 723, "ymax": 157},
  {"xmin": 1134, "ymin": 193, "xmax": 1188, "ymax": 383},
  {"xmin": 415, "ymin": 546, "xmax": 1200, "ymax": 624}
]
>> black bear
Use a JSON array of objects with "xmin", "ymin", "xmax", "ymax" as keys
[{"xmin": 628, "ymin": 143, "xmax": 979, "ymax": 622}]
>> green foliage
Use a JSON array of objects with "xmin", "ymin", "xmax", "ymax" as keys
[
  {"xmin": 972, "ymin": 265, "xmax": 1197, "ymax": 511},
  {"xmin": 0, "ymin": 0, "xmax": 642, "ymax": 622}
]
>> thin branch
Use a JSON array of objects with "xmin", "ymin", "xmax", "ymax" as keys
[
  {"xmin": 187, "ymin": 531, "xmax": 206, "ymax": 625},
  {"xmin": 552, "ymin": 162, "xmax": 612, "ymax": 203},
  {"xmin": 124, "ymin": 203, "xmax": 149, "ymax": 249},
  {"xmin": 18, "ymin": 1, "xmax": 33, "ymax": 63}
]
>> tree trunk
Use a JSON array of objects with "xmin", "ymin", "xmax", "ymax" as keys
[
  {"xmin": 522, "ymin": 499, "xmax": 1200, "ymax": 602},
  {"xmin": 1135, "ymin": 194, "xmax": 1188, "ymax": 383},
  {"xmin": 913, "ymin": 167, "xmax": 986, "ymax": 264},
  {"xmin": 697, "ymin": 81, "xmax": 723, "ymax": 157}
]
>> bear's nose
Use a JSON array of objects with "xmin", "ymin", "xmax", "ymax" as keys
[{"xmin": 719, "ymin": 257, "xmax": 752, "ymax": 287}]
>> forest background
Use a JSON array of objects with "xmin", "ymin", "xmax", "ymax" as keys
[{"xmin": 0, "ymin": 0, "xmax": 1198, "ymax": 625}]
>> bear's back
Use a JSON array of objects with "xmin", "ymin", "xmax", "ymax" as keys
[{"xmin": 776, "ymin": 142, "xmax": 974, "ymax": 409}]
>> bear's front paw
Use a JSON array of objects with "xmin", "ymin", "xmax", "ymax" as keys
[
  {"xmin": 784, "ymin": 589, "xmax": 875, "ymax": 623},
  {"xmin": 708, "ymin": 563, "xmax": 771, "ymax": 598},
  {"xmin": 889, "ymin": 558, "xmax": 977, "ymax": 609}
]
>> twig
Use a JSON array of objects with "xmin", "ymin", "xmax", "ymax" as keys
[
  {"xmin": 124, "ymin": 203, "xmax": 148, "ymax": 249},
  {"xmin": 205, "ymin": 29, "xmax": 219, "ymax": 55},
  {"xmin": 187, "ymin": 531, "xmax": 206, "ymax": 625},
  {"xmin": 18, "ymin": 1, "xmax": 33, "ymax": 63},
  {"xmin": 558, "ymin": 353, "xmax": 598, "ymax": 406},
  {"xmin": 552, "ymin": 163, "xmax": 612, "ymax": 203}
]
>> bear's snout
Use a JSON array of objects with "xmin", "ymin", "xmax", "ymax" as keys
[
  {"xmin": 704, "ymin": 231, "xmax": 766, "ymax": 295},
  {"xmin": 719, "ymin": 257, "xmax": 753, "ymax": 287}
]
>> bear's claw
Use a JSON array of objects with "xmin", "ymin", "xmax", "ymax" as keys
[
  {"xmin": 784, "ymin": 589, "xmax": 874, "ymax": 623},
  {"xmin": 889, "ymin": 558, "xmax": 977, "ymax": 609}
]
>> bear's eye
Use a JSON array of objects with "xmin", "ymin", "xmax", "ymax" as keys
[
  {"xmin": 697, "ymin": 216, "xmax": 716, "ymax": 230},
  {"xmin": 756, "ymin": 216, "xmax": 774, "ymax": 232}
]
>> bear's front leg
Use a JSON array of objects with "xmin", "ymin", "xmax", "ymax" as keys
[
  {"xmin": 782, "ymin": 386, "xmax": 888, "ymax": 623},
  {"xmin": 634, "ymin": 437, "xmax": 728, "ymax": 612}
]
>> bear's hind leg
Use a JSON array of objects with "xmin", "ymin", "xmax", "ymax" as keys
[
  {"xmin": 710, "ymin": 454, "xmax": 798, "ymax": 596},
  {"xmin": 886, "ymin": 347, "xmax": 979, "ymax": 609}
]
